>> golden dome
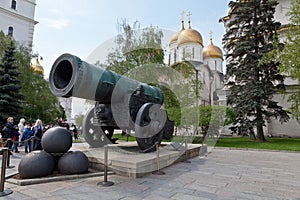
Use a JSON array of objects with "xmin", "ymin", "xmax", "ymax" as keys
[
  {"xmin": 203, "ymin": 37, "xmax": 223, "ymax": 60},
  {"xmin": 177, "ymin": 21, "xmax": 203, "ymax": 46},
  {"xmin": 31, "ymin": 57, "xmax": 44, "ymax": 75},
  {"xmin": 170, "ymin": 20, "xmax": 185, "ymax": 44}
]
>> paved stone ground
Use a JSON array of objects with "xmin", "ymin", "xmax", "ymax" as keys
[{"xmin": 1, "ymin": 147, "xmax": 300, "ymax": 200}]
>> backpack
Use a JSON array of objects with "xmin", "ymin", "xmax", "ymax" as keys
[{"xmin": 1, "ymin": 126, "xmax": 10, "ymax": 138}]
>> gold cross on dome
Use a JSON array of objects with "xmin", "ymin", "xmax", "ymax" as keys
[
  {"xmin": 181, "ymin": 11, "xmax": 185, "ymax": 21},
  {"xmin": 187, "ymin": 11, "xmax": 192, "ymax": 21},
  {"xmin": 209, "ymin": 30, "xmax": 213, "ymax": 39}
]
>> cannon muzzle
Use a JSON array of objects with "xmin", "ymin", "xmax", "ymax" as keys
[{"xmin": 49, "ymin": 53, "xmax": 163, "ymax": 104}]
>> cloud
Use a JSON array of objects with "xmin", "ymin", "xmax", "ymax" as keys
[{"xmin": 42, "ymin": 18, "xmax": 68, "ymax": 29}]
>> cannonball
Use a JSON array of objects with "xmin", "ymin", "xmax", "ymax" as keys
[
  {"xmin": 42, "ymin": 127, "xmax": 72, "ymax": 153},
  {"xmin": 58, "ymin": 151, "xmax": 89, "ymax": 175},
  {"xmin": 18, "ymin": 151, "xmax": 54, "ymax": 179}
]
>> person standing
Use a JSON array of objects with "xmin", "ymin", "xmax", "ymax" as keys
[
  {"xmin": 33, "ymin": 119, "xmax": 43, "ymax": 150},
  {"xmin": 12, "ymin": 126, "xmax": 20, "ymax": 153},
  {"xmin": 18, "ymin": 118, "xmax": 25, "ymax": 146},
  {"xmin": 22, "ymin": 122, "xmax": 33, "ymax": 153},
  {"xmin": 70, "ymin": 123, "xmax": 78, "ymax": 140},
  {"xmin": 4, "ymin": 117, "xmax": 17, "ymax": 150}
]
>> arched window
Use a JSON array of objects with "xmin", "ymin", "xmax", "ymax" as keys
[
  {"xmin": 174, "ymin": 50, "xmax": 176, "ymax": 63},
  {"xmin": 11, "ymin": 0, "xmax": 17, "ymax": 10},
  {"xmin": 192, "ymin": 48, "xmax": 195, "ymax": 58},
  {"xmin": 8, "ymin": 26, "xmax": 14, "ymax": 36}
]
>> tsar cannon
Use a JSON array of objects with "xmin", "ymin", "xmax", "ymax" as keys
[{"xmin": 49, "ymin": 53, "xmax": 174, "ymax": 152}]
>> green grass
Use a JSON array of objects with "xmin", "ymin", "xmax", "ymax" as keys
[
  {"xmin": 215, "ymin": 137, "xmax": 300, "ymax": 152},
  {"xmin": 112, "ymin": 134, "xmax": 136, "ymax": 142},
  {"xmin": 103, "ymin": 133, "xmax": 300, "ymax": 152}
]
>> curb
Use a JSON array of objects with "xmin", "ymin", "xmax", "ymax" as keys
[
  {"xmin": 212, "ymin": 147, "xmax": 300, "ymax": 153},
  {"xmin": 6, "ymin": 171, "xmax": 115, "ymax": 186}
]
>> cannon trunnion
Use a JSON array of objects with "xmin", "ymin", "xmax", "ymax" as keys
[{"xmin": 49, "ymin": 53, "xmax": 174, "ymax": 152}]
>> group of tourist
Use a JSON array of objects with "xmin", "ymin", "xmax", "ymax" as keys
[{"xmin": 1, "ymin": 117, "xmax": 79, "ymax": 153}]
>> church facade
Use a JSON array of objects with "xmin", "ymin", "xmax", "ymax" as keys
[
  {"xmin": 0, "ymin": 0, "xmax": 38, "ymax": 47},
  {"xmin": 168, "ymin": 14, "xmax": 224, "ymax": 106}
]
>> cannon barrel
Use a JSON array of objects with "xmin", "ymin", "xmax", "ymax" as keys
[{"xmin": 49, "ymin": 53, "xmax": 164, "ymax": 104}]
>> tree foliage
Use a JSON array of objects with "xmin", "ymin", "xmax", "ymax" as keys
[
  {"xmin": 0, "ymin": 32, "xmax": 63, "ymax": 125},
  {"xmin": 267, "ymin": 0, "xmax": 300, "ymax": 120},
  {"xmin": 0, "ymin": 38, "xmax": 23, "ymax": 126},
  {"xmin": 105, "ymin": 20, "xmax": 164, "ymax": 74},
  {"xmin": 222, "ymin": 0, "xmax": 290, "ymax": 141},
  {"xmin": 199, "ymin": 105, "xmax": 236, "ymax": 140},
  {"xmin": 104, "ymin": 21, "xmax": 182, "ymax": 119}
]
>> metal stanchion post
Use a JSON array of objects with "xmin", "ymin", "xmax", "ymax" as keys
[
  {"xmin": 6, "ymin": 138, "xmax": 15, "ymax": 168},
  {"xmin": 97, "ymin": 145, "xmax": 114, "ymax": 187},
  {"xmin": 152, "ymin": 143, "xmax": 165, "ymax": 175},
  {"xmin": 0, "ymin": 148, "xmax": 13, "ymax": 197},
  {"xmin": 182, "ymin": 139, "xmax": 191, "ymax": 163},
  {"xmin": 31, "ymin": 137, "xmax": 34, "ymax": 151},
  {"xmin": 6, "ymin": 141, "xmax": 14, "ymax": 169}
]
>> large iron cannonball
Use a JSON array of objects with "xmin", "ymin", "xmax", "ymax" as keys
[
  {"xmin": 18, "ymin": 151, "xmax": 54, "ymax": 179},
  {"xmin": 42, "ymin": 127, "xmax": 72, "ymax": 153},
  {"xmin": 57, "ymin": 151, "xmax": 89, "ymax": 175}
]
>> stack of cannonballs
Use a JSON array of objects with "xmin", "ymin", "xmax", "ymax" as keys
[{"xmin": 18, "ymin": 127, "xmax": 89, "ymax": 179}]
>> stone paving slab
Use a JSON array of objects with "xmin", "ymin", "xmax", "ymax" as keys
[{"xmin": 1, "ymin": 146, "xmax": 300, "ymax": 199}]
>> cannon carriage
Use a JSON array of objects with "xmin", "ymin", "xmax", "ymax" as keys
[{"xmin": 49, "ymin": 54, "xmax": 174, "ymax": 152}]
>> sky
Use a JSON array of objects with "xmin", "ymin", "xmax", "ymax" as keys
[{"xmin": 32, "ymin": 0, "xmax": 230, "ymax": 77}]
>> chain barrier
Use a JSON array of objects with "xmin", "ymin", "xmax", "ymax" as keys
[{"xmin": 1, "ymin": 136, "xmax": 35, "ymax": 147}]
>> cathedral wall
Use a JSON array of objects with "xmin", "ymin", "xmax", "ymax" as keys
[
  {"xmin": 169, "ymin": 42, "xmax": 176, "ymax": 65},
  {"xmin": 0, "ymin": 0, "xmax": 37, "ymax": 46},
  {"xmin": 204, "ymin": 58, "xmax": 223, "ymax": 72},
  {"xmin": 268, "ymin": 92, "xmax": 300, "ymax": 137},
  {"xmin": 178, "ymin": 43, "xmax": 203, "ymax": 62},
  {"xmin": 274, "ymin": 0, "xmax": 292, "ymax": 25},
  {"xmin": 0, "ymin": 13, "xmax": 35, "ymax": 46}
]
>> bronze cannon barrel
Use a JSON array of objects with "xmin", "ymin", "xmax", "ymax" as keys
[{"xmin": 49, "ymin": 53, "xmax": 164, "ymax": 104}]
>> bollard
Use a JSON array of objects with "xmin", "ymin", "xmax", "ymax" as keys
[
  {"xmin": 152, "ymin": 143, "xmax": 165, "ymax": 175},
  {"xmin": 6, "ymin": 148, "xmax": 14, "ymax": 169},
  {"xmin": 182, "ymin": 139, "xmax": 191, "ymax": 163},
  {"xmin": 0, "ymin": 148, "xmax": 13, "ymax": 197},
  {"xmin": 31, "ymin": 137, "xmax": 34, "ymax": 151},
  {"xmin": 97, "ymin": 145, "xmax": 114, "ymax": 187}
]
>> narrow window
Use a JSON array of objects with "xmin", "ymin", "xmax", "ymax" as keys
[
  {"xmin": 8, "ymin": 26, "xmax": 14, "ymax": 36},
  {"xmin": 174, "ymin": 50, "xmax": 176, "ymax": 63},
  {"xmin": 11, "ymin": 0, "xmax": 16, "ymax": 10},
  {"xmin": 215, "ymin": 60, "xmax": 217, "ymax": 70},
  {"xmin": 192, "ymin": 48, "xmax": 195, "ymax": 58}
]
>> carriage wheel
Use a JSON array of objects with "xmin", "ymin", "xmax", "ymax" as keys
[
  {"xmin": 82, "ymin": 107, "xmax": 114, "ymax": 147},
  {"xmin": 135, "ymin": 103, "xmax": 166, "ymax": 152}
]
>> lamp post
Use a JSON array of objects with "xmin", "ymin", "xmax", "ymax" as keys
[
  {"xmin": 209, "ymin": 75, "xmax": 214, "ymax": 105},
  {"xmin": 192, "ymin": 61, "xmax": 202, "ymax": 135}
]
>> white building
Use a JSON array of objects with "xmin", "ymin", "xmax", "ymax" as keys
[
  {"xmin": 168, "ymin": 14, "xmax": 224, "ymax": 106},
  {"xmin": 0, "ymin": 0, "xmax": 38, "ymax": 47}
]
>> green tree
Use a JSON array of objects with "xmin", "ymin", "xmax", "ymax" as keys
[
  {"xmin": 105, "ymin": 20, "xmax": 164, "ymax": 74},
  {"xmin": 20, "ymin": 71, "xmax": 62, "ymax": 124},
  {"xmin": 199, "ymin": 105, "xmax": 235, "ymax": 141},
  {"xmin": 75, "ymin": 114, "xmax": 85, "ymax": 128},
  {"xmin": 0, "ymin": 32, "xmax": 62, "ymax": 125},
  {"xmin": 222, "ymin": 0, "xmax": 289, "ymax": 141},
  {"xmin": 0, "ymin": 39, "xmax": 23, "ymax": 126},
  {"xmin": 276, "ymin": 0, "xmax": 300, "ymax": 120}
]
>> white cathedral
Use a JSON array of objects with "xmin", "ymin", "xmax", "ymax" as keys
[
  {"xmin": 168, "ymin": 13, "xmax": 225, "ymax": 106},
  {"xmin": 168, "ymin": 1, "xmax": 299, "ymax": 137}
]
